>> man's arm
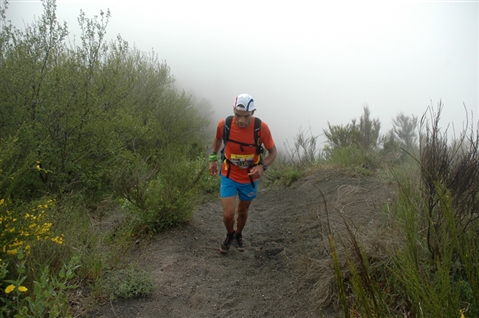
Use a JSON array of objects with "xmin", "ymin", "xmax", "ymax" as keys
[
  {"xmin": 211, "ymin": 137, "xmax": 222, "ymax": 154},
  {"xmin": 208, "ymin": 137, "xmax": 223, "ymax": 177},
  {"xmin": 263, "ymin": 145, "xmax": 277, "ymax": 167}
]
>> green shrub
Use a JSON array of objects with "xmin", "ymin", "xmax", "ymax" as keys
[
  {"xmin": 326, "ymin": 145, "xmax": 380, "ymax": 171},
  {"xmin": 265, "ymin": 165, "xmax": 303, "ymax": 187},
  {"xmin": 198, "ymin": 165, "xmax": 221, "ymax": 198},
  {"xmin": 114, "ymin": 151, "xmax": 207, "ymax": 234},
  {"xmin": 102, "ymin": 265, "xmax": 155, "ymax": 300}
]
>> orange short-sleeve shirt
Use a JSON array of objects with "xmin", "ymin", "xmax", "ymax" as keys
[{"xmin": 216, "ymin": 116, "xmax": 275, "ymax": 183}]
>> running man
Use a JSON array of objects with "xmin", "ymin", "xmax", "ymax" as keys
[{"xmin": 208, "ymin": 93, "xmax": 277, "ymax": 253}]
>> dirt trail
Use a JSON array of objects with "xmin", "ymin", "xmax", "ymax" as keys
[{"xmin": 89, "ymin": 168, "xmax": 396, "ymax": 318}]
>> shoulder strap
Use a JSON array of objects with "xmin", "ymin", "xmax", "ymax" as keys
[
  {"xmin": 223, "ymin": 116, "xmax": 234, "ymax": 147},
  {"xmin": 254, "ymin": 117, "xmax": 262, "ymax": 147},
  {"xmin": 253, "ymin": 117, "xmax": 264, "ymax": 158},
  {"xmin": 221, "ymin": 116, "xmax": 234, "ymax": 158}
]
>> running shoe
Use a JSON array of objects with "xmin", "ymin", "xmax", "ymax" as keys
[
  {"xmin": 235, "ymin": 232, "xmax": 245, "ymax": 252},
  {"xmin": 219, "ymin": 231, "xmax": 235, "ymax": 253}
]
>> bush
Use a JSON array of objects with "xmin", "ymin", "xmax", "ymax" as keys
[
  {"xmin": 265, "ymin": 163, "xmax": 303, "ymax": 187},
  {"xmin": 325, "ymin": 145, "xmax": 381, "ymax": 172},
  {"xmin": 114, "ymin": 151, "xmax": 208, "ymax": 234},
  {"xmin": 102, "ymin": 265, "xmax": 155, "ymax": 300}
]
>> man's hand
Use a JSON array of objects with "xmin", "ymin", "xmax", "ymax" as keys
[
  {"xmin": 248, "ymin": 164, "xmax": 265, "ymax": 179},
  {"xmin": 209, "ymin": 161, "xmax": 218, "ymax": 177}
]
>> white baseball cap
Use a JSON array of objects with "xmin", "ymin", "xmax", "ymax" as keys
[{"xmin": 233, "ymin": 94, "xmax": 255, "ymax": 112}]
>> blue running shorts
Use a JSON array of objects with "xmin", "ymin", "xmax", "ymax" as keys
[{"xmin": 220, "ymin": 176, "xmax": 258, "ymax": 201}]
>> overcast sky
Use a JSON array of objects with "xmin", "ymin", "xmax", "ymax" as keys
[{"xmin": 6, "ymin": 0, "xmax": 479, "ymax": 150}]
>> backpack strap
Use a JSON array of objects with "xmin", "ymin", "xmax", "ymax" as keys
[
  {"xmin": 221, "ymin": 116, "xmax": 234, "ymax": 179},
  {"xmin": 254, "ymin": 117, "xmax": 263, "ymax": 158},
  {"xmin": 221, "ymin": 116, "xmax": 234, "ymax": 161}
]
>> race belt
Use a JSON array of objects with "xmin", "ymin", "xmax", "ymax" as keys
[{"xmin": 228, "ymin": 153, "xmax": 255, "ymax": 169}]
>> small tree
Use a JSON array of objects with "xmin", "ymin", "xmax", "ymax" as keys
[
  {"xmin": 357, "ymin": 105, "xmax": 381, "ymax": 151},
  {"xmin": 323, "ymin": 122, "xmax": 358, "ymax": 151},
  {"xmin": 323, "ymin": 106, "xmax": 381, "ymax": 169},
  {"xmin": 324, "ymin": 106, "xmax": 381, "ymax": 153},
  {"xmin": 393, "ymin": 112, "xmax": 418, "ymax": 152}
]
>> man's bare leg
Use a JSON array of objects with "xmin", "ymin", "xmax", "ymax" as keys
[
  {"xmin": 219, "ymin": 196, "xmax": 236, "ymax": 253},
  {"xmin": 236, "ymin": 199, "xmax": 252, "ymax": 234}
]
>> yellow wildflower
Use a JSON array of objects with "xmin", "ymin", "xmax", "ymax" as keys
[
  {"xmin": 7, "ymin": 249, "xmax": 17, "ymax": 255},
  {"xmin": 0, "ymin": 198, "xmax": 4, "ymax": 205},
  {"xmin": 18, "ymin": 286, "xmax": 28, "ymax": 292},
  {"xmin": 5, "ymin": 284, "xmax": 15, "ymax": 294},
  {"xmin": 51, "ymin": 235, "xmax": 64, "ymax": 245}
]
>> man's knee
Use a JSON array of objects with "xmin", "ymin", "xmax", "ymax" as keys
[{"xmin": 223, "ymin": 210, "xmax": 235, "ymax": 221}]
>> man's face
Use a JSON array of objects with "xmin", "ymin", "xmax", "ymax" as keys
[{"xmin": 234, "ymin": 109, "xmax": 254, "ymax": 128}]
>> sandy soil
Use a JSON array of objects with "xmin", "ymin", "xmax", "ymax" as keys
[{"xmin": 87, "ymin": 167, "xmax": 396, "ymax": 318}]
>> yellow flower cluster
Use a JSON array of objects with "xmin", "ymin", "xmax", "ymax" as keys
[
  {"xmin": 1, "ymin": 199, "xmax": 63, "ymax": 257},
  {"xmin": 4, "ymin": 284, "xmax": 28, "ymax": 294},
  {"xmin": 50, "ymin": 234, "xmax": 64, "ymax": 245}
]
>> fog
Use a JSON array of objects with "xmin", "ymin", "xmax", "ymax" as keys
[{"xmin": 7, "ymin": 1, "xmax": 478, "ymax": 151}]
